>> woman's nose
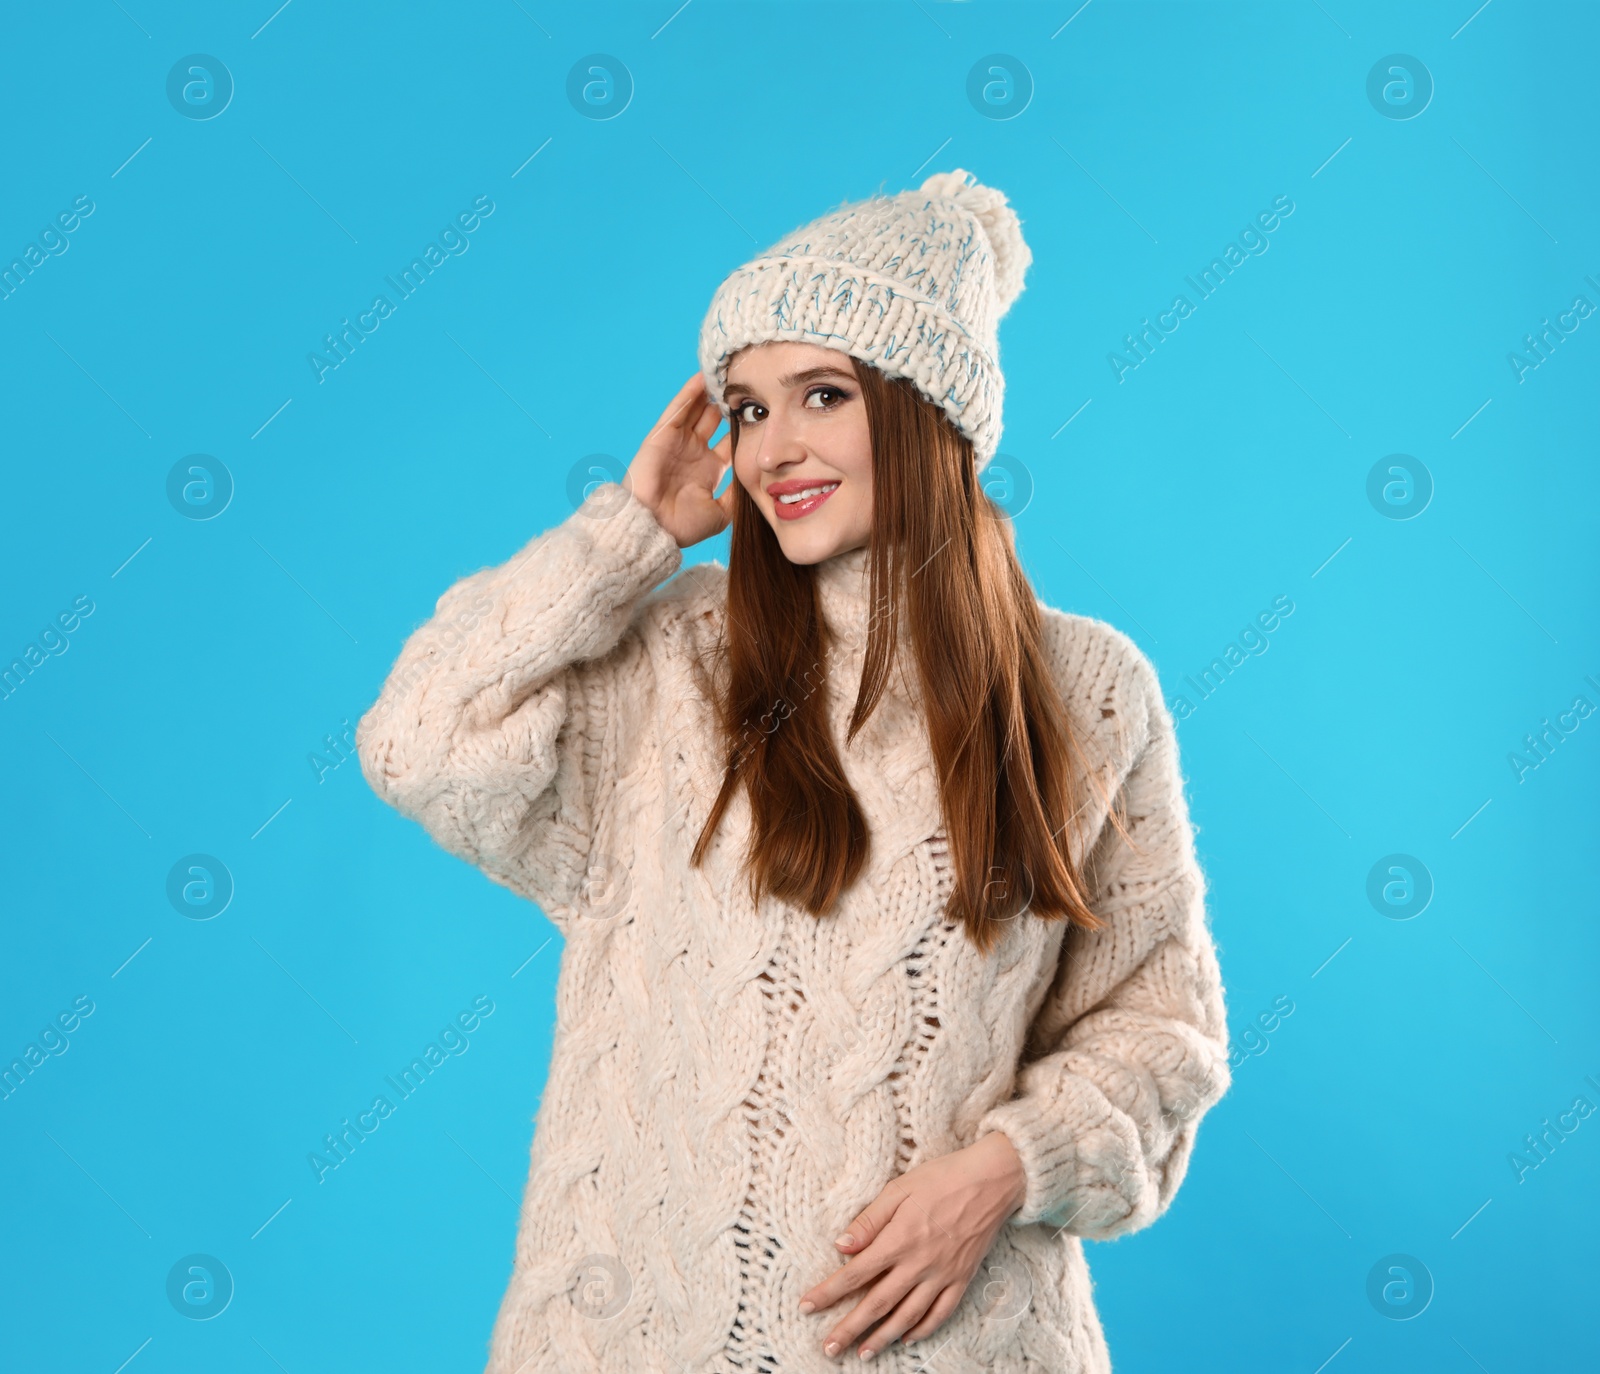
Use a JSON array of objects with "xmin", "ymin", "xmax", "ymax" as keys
[{"xmin": 757, "ymin": 414, "xmax": 806, "ymax": 468}]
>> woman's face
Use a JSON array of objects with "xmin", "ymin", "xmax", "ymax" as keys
[{"xmin": 725, "ymin": 341, "xmax": 873, "ymax": 566}]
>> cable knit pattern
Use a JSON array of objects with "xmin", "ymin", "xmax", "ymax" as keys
[{"xmin": 356, "ymin": 482, "xmax": 1231, "ymax": 1374}]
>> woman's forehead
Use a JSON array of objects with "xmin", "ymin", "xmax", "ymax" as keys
[{"xmin": 727, "ymin": 340, "xmax": 854, "ymax": 386}]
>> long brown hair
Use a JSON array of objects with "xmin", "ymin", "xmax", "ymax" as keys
[{"xmin": 687, "ymin": 356, "xmax": 1129, "ymax": 955}]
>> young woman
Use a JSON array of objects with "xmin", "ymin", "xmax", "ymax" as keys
[{"xmin": 357, "ymin": 170, "xmax": 1231, "ymax": 1373}]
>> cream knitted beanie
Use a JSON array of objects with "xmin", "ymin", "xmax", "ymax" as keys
[{"xmin": 697, "ymin": 168, "xmax": 1032, "ymax": 472}]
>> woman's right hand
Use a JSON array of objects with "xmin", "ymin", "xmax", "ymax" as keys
[{"xmin": 623, "ymin": 371, "xmax": 736, "ymax": 550}]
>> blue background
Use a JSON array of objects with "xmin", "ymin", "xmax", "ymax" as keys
[{"xmin": 2, "ymin": 1, "xmax": 1595, "ymax": 1370}]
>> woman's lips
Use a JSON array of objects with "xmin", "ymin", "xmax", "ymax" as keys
[{"xmin": 770, "ymin": 482, "xmax": 839, "ymax": 521}]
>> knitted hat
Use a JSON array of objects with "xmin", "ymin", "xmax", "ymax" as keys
[{"xmin": 697, "ymin": 168, "xmax": 1032, "ymax": 472}]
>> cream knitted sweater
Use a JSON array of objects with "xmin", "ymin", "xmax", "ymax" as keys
[{"xmin": 356, "ymin": 482, "xmax": 1231, "ymax": 1374}]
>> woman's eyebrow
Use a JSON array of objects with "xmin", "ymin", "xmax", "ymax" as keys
[{"xmin": 724, "ymin": 365, "xmax": 853, "ymax": 400}]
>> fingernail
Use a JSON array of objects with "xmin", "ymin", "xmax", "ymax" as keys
[
  {"xmin": 834, "ymin": 1233, "xmax": 853, "ymax": 1248},
  {"xmin": 799, "ymin": 1300, "xmax": 814, "ymax": 1314},
  {"xmin": 825, "ymin": 1341, "xmax": 839, "ymax": 1356},
  {"xmin": 860, "ymin": 1348, "xmax": 876, "ymax": 1361}
]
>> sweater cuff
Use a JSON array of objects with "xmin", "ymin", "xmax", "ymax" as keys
[
  {"xmin": 979, "ymin": 1075, "xmax": 1132, "ymax": 1231},
  {"xmin": 571, "ymin": 480, "xmax": 682, "ymax": 583},
  {"xmin": 424, "ymin": 479, "xmax": 682, "ymax": 677}
]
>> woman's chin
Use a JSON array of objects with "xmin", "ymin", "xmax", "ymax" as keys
[
  {"xmin": 764, "ymin": 504, "xmax": 869, "ymax": 566},
  {"xmin": 772, "ymin": 526, "xmax": 856, "ymax": 566}
]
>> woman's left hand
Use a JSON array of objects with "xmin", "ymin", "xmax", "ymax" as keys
[{"xmin": 798, "ymin": 1130, "xmax": 1027, "ymax": 1361}]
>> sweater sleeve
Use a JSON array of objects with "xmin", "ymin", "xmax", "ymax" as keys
[
  {"xmin": 977, "ymin": 645, "xmax": 1231, "ymax": 1238},
  {"xmin": 355, "ymin": 481, "xmax": 683, "ymax": 930}
]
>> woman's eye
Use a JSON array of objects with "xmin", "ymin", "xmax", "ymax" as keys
[{"xmin": 733, "ymin": 388, "xmax": 847, "ymax": 423}]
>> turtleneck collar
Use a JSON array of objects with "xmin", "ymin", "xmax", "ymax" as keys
[
  {"xmin": 812, "ymin": 543, "xmax": 915, "ymax": 687},
  {"xmin": 812, "ymin": 543, "xmax": 874, "ymax": 640},
  {"xmin": 810, "ymin": 544, "xmax": 922, "ymax": 710}
]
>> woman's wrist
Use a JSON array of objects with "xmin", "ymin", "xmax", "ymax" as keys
[{"xmin": 975, "ymin": 1129, "xmax": 1028, "ymax": 1218}]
